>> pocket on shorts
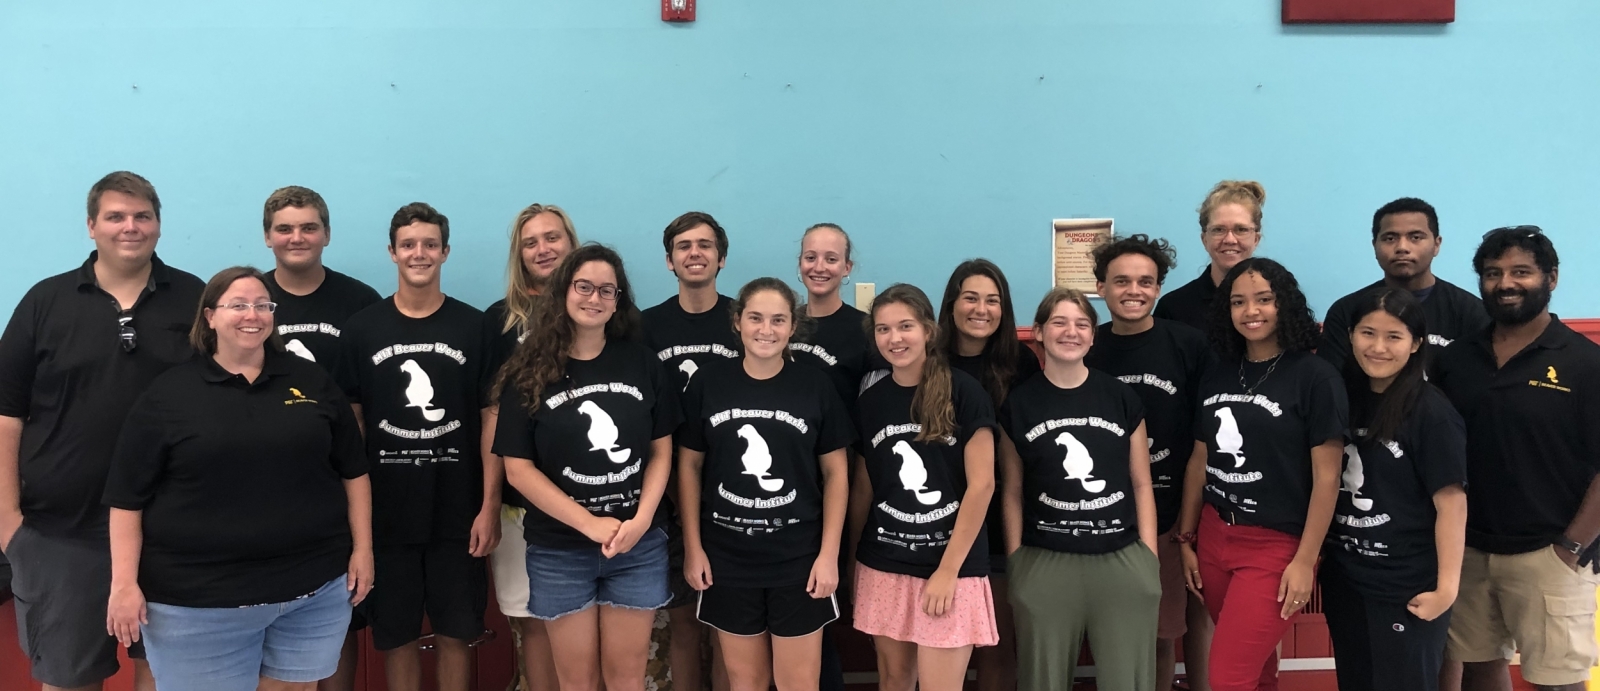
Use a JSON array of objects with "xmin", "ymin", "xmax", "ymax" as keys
[
  {"xmin": 1, "ymin": 522, "xmax": 25, "ymax": 559},
  {"xmin": 1539, "ymin": 591, "xmax": 1599, "ymax": 674}
]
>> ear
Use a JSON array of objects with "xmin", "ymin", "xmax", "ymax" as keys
[
  {"xmin": 387, "ymin": 244, "xmax": 399, "ymax": 264},
  {"xmin": 1095, "ymin": 281, "xmax": 1107, "ymax": 299},
  {"xmin": 1431, "ymin": 235, "xmax": 1442, "ymax": 257},
  {"xmin": 1410, "ymin": 339, "xmax": 1421, "ymax": 355},
  {"xmin": 1549, "ymin": 267, "xmax": 1559, "ymax": 290}
]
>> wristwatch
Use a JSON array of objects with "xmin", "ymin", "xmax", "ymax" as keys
[{"xmin": 1557, "ymin": 536, "xmax": 1584, "ymax": 555}]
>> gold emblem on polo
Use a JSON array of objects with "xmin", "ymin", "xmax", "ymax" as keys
[
  {"xmin": 1548, "ymin": 366, "xmax": 1560, "ymax": 384},
  {"xmin": 285, "ymin": 386, "xmax": 317, "ymax": 405}
]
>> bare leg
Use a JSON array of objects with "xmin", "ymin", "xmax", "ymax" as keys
[
  {"xmin": 872, "ymin": 635, "xmax": 918, "ymax": 691},
  {"xmin": 717, "ymin": 632, "xmax": 775, "ymax": 691},
  {"xmin": 710, "ymin": 626, "xmax": 731, "ymax": 691},
  {"xmin": 317, "ymin": 631, "xmax": 359, "ymax": 691},
  {"xmin": 433, "ymin": 635, "xmax": 472, "ymax": 691},
  {"xmin": 1156, "ymin": 638, "xmax": 1177, "ymax": 691},
  {"xmin": 1182, "ymin": 591, "xmax": 1213, "ymax": 691},
  {"xmin": 382, "ymin": 641, "xmax": 423, "ymax": 691},
  {"xmin": 516, "ymin": 617, "xmax": 560, "ymax": 691},
  {"xmin": 598, "ymin": 605, "xmax": 656, "ymax": 691},
  {"xmin": 1460, "ymin": 660, "xmax": 1513, "ymax": 691},
  {"xmin": 668, "ymin": 604, "xmax": 705, "ymax": 691},
  {"xmin": 769, "ymin": 630, "xmax": 822, "ymax": 691},
  {"xmin": 973, "ymin": 574, "xmax": 1017, "ymax": 691},
  {"xmin": 544, "ymin": 607, "xmax": 604, "ymax": 691},
  {"xmin": 42, "ymin": 684, "xmax": 101, "ymax": 691},
  {"xmin": 916, "ymin": 644, "xmax": 975, "ymax": 691},
  {"xmin": 1439, "ymin": 657, "xmax": 1463, "ymax": 691},
  {"xmin": 132, "ymin": 658, "xmax": 155, "ymax": 691}
]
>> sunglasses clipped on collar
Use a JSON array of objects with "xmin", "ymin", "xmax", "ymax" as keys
[{"xmin": 118, "ymin": 310, "xmax": 136, "ymax": 354}]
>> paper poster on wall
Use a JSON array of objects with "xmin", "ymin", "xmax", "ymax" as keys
[{"xmin": 1052, "ymin": 219, "xmax": 1114, "ymax": 291}]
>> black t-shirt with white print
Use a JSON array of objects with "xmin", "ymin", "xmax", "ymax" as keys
[
  {"xmin": 677, "ymin": 358, "xmax": 855, "ymax": 587},
  {"xmin": 642, "ymin": 294, "xmax": 742, "ymax": 394},
  {"xmin": 493, "ymin": 340, "xmax": 682, "ymax": 549},
  {"xmin": 790, "ymin": 303, "xmax": 879, "ymax": 409},
  {"xmin": 265, "ymin": 268, "xmax": 383, "ymax": 368},
  {"xmin": 1326, "ymin": 385, "xmax": 1467, "ymax": 600},
  {"xmin": 484, "ymin": 297, "xmax": 536, "ymax": 509},
  {"xmin": 998, "ymin": 369, "xmax": 1147, "ymax": 555},
  {"xmin": 336, "ymin": 297, "xmax": 489, "ymax": 546},
  {"xmin": 951, "ymin": 345, "xmax": 1043, "ymax": 562},
  {"xmin": 854, "ymin": 369, "xmax": 995, "ymax": 579},
  {"xmin": 1084, "ymin": 318, "xmax": 1213, "ymax": 534},
  {"xmin": 1196, "ymin": 351, "xmax": 1349, "ymax": 537}
]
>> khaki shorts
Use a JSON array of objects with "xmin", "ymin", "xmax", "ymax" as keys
[{"xmin": 1447, "ymin": 545, "xmax": 1600, "ymax": 687}]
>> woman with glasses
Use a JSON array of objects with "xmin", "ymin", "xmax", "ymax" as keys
[
  {"xmin": 1154, "ymin": 180, "xmax": 1267, "ymax": 335},
  {"xmin": 105, "ymin": 266, "xmax": 374, "ymax": 691},
  {"xmin": 493, "ymin": 244, "xmax": 679, "ymax": 691}
]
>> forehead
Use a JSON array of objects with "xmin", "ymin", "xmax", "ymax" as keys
[
  {"xmin": 394, "ymin": 222, "xmax": 443, "ymax": 243},
  {"xmin": 96, "ymin": 190, "xmax": 155, "ymax": 215},
  {"xmin": 220, "ymin": 276, "xmax": 269, "ymax": 298},
  {"xmin": 1354, "ymin": 309, "xmax": 1408, "ymax": 331},
  {"xmin": 1230, "ymin": 270, "xmax": 1272, "ymax": 295},
  {"xmin": 1105, "ymin": 252, "xmax": 1158, "ymax": 277},
  {"xmin": 271, "ymin": 205, "xmax": 323, "ymax": 226},
  {"xmin": 1379, "ymin": 212, "xmax": 1433, "ymax": 235},
  {"xmin": 672, "ymin": 224, "xmax": 717, "ymax": 245},
  {"xmin": 521, "ymin": 211, "xmax": 567, "ymax": 238},
  {"xmin": 572, "ymin": 259, "xmax": 616, "ymax": 282},
  {"xmin": 1482, "ymin": 247, "xmax": 1540, "ymax": 269},
  {"xmin": 1207, "ymin": 203, "xmax": 1255, "ymax": 226},
  {"xmin": 1049, "ymin": 299, "xmax": 1091, "ymax": 321},
  {"xmin": 873, "ymin": 301, "xmax": 918, "ymax": 322},
  {"xmin": 959, "ymin": 275, "xmax": 1000, "ymax": 295},
  {"xmin": 802, "ymin": 227, "xmax": 848, "ymax": 253},
  {"xmin": 742, "ymin": 289, "xmax": 791, "ymax": 313}
]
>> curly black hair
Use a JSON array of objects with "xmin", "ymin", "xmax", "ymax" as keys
[
  {"xmin": 1090, "ymin": 234, "xmax": 1178, "ymax": 285},
  {"xmin": 1207, "ymin": 257, "xmax": 1320, "ymax": 359}
]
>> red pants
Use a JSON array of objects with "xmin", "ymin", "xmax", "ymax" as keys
[{"xmin": 1197, "ymin": 505, "xmax": 1306, "ymax": 691}]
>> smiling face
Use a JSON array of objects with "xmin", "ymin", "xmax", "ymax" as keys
[
  {"xmin": 873, "ymin": 301, "xmax": 929, "ymax": 373},
  {"xmin": 1351, "ymin": 309, "xmax": 1419, "ymax": 389},
  {"xmin": 267, "ymin": 205, "xmax": 329, "ymax": 272},
  {"xmin": 566, "ymin": 260, "xmax": 619, "ymax": 332},
  {"xmin": 1374, "ymin": 212, "xmax": 1439, "ymax": 283},
  {"xmin": 205, "ymin": 277, "xmax": 274, "ymax": 355},
  {"xmin": 799, "ymin": 227, "xmax": 852, "ymax": 300},
  {"xmin": 88, "ymin": 190, "xmax": 161, "ymax": 266},
  {"xmin": 737, "ymin": 289, "xmax": 795, "ymax": 361},
  {"xmin": 666, "ymin": 223, "xmax": 724, "ymax": 288},
  {"xmin": 389, "ymin": 222, "xmax": 449, "ymax": 289},
  {"xmin": 1097, "ymin": 252, "xmax": 1161, "ymax": 325},
  {"xmin": 1229, "ymin": 270, "xmax": 1279, "ymax": 348},
  {"xmin": 1038, "ymin": 299, "xmax": 1095, "ymax": 365},
  {"xmin": 1203, "ymin": 203, "xmax": 1260, "ymax": 273},
  {"xmin": 952, "ymin": 275, "xmax": 1003, "ymax": 347},
  {"xmin": 1478, "ymin": 247, "xmax": 1556, "ymax": 326},
  {"xmin": 521, "ymin": 211, "xmax": 573, "ymax": 285}
]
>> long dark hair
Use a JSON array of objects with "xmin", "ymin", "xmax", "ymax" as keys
[
  {"xmin": 498, "ymin": 243, "xmax": 641, "ymax": 412},
  {"xmin": 871, "ymin": 284, "xmax": 954, "ymax": 442},
  {"xmin": 1343, "ymin": 288, "xmax": 1429, "ymax": 443},
  {"xmin": 1207, "ymin": 257, "xmax": 1320, "ymax": 359},
  {"xmin": 937, "ymin": 259, "xmax": 1022, "ymax": 406}
]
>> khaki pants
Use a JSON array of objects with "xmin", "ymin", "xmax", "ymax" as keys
[{"xmin": 1447, "ymin": 545, "xmax": 1600, "ymax": 687}]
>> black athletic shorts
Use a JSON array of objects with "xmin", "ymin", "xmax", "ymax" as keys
[
  {"xmin": 696, "ymin": 582, "xmax": 839, "ymax": 638},
  {"xmin": 364, "ymin": 540, "xmax": 487, "ymax": 651}
]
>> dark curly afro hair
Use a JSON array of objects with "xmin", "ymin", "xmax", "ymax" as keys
[{"xmin": 1207, "ymin": 257, "xmax": 1320, "ymax": 359}]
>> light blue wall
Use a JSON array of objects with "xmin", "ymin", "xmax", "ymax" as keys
[{"xmin": 3, "ymin": 1, "xmax": 1597, "ymax": 322}]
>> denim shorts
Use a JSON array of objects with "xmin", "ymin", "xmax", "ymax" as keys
[
  {"xmin": 142, "ymin": 574, "xmax": 352, "ymax": 691},
  {"xmin": 526, "ymin": 526, "xmax": 671, "ymax": 620}
]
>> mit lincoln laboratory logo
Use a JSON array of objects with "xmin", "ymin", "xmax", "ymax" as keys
[{"xmin": 285, "ymin": 387, "xmax": 318, "ymax": 405}]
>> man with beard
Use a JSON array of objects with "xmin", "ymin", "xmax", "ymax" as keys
[
  {"xmin": 1318, "ymin": 198, "xmax": 1489, "ymax": 374},
  {"xmin": 1434, "ymin": 227, "xmax": 1600, "ymax": 691}
]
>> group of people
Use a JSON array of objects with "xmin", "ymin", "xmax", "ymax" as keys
[{"xmin": 0, "ymin": 170, "xmax": 1595, "ymax": 691}]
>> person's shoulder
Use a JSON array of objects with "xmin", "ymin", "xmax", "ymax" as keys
[
  {"xmin": 1414, "ymin": 384, "xmax": 1463, "ymax": 425},
  {"xmin": 144, "ymin": 357, "xmax": 208, "ymax": 396},
  {"xmin": 1326, "ymin": 280, "xmax": 1384, "ymax": 315},
  {"xmin": 343, "ymin": 296, "xmax": 394, "ymax": 329},
  {"xmin": 1156, "ymin": 317, "xmax": 1207, "ymax": 346},
  {"xmin": 14, "ymin": 266, "xmax": 83, "ymax": 306},
  {"xmin": 324, "ymin": 268, "xmax": 383, "ymax": 302},
  {"xmin": 441, "ymin": 296, "xmax": 484, "ymax": 317},
  {"xmin": 484, "ymin": 298, "xmax": 509, "ymax": 319},
  {"xmin": 641, "ymin": 295, "xmax": 679, "ymax": 323},
  {"xmin": 1433, "ymin": 278, "xmax": 1483, "ymax": 306},
  {"xmin": 608, "ymin": 338, "xmax": 658, "ymax": 366},
  {"xmin": 158, "ymin": 263, "xmax": 207, "ymax": 295},
  {"xmin": 950, "ymin": 366, "xmax": 986, "ymax": 396},
  {"xmin": 1288, "ymin": 349, "xmax": 1341, "ymax": 380}
]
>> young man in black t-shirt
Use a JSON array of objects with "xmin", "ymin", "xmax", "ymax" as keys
[
  {"xmin": 1317, "ymin": 198, "xmax": 1489, "ymax": 375},
  {"xmin": 1435, "ymin": 228, "xmax": 1600, "ymax": 690},
  {"xmin": 1085, "ymin": 235, "xmax": 1215, "ymax": 691},
  {"xmin": 258, "ymin": 185, "xmax": 381, "ymax": 691},
  {"xmin": 335, "ymin": 203, "xmax": 498, "ymax": 691},
  {"xmin": 640, "ymin": 211, "xmax": 742, "ymax": 691}
]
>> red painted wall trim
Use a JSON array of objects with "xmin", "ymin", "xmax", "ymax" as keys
[{"xmin": 1021, "ymin": 319, "xmax": 1600, "ymax": 345}]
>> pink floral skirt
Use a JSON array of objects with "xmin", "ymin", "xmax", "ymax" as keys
[{"xmin": 851, "ymin": 564, "xmax": 999, "ymax": 648}]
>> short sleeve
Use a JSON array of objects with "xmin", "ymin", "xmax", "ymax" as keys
[
  {"xmin": 953, "ymin": 373, "xmax": 997, "ymax": 446},
  {"xmin": 676, "ymin": 375, "xmax": 709, "ymax": 452},
  {"xmin": 1317, "ymin": 299, "xmax": 1354, "ymax": 375},
  {"xmin": 0, "ymin": 290, "xmax": 40, "ymax": 418},
  {"xmin": 649, "ymin": 353, "xmax": 684, "ymax": 440},
  {"xmin": 1118, "ymin": 381, "xmax": 1147, "ymax": 432},
  {"xmin": 325, "ymin": 384, "xmax": 369, "ymax": 480},
  {"xmin": 333, "ymin": 329, "xmax": 362, "ymax": 401},
  {"xmin": 492, "ymin": 385, "xmax": 540, "ymax": 462},
  {"xmin": 102, "ymin": 391, "xmax": 173, "ymax": 510},
  {"xmin": 814, "ymin": 380, "xmax": 857, "ymax": 456},
  {"xmin": 1411, "ymin": 390, "xmax": 1467, "ymax": 496},
  {"xmin": 1303, "ymin": 365, "xmax": 1350, "ymax": 448},
  {"xmin": 474, "ymin": 316, "xmax": 496, "ymax": 409},
  {"xmin": 996, "ymin": 388, "xmax": 1018, "ymax": 440}
]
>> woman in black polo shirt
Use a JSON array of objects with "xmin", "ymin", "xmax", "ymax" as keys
[
  {"xmin": 1322, "ymin": 288, "xmax": 1466, "ymax": 691},
  {"xmin": 678, "ymin": 277, "xmax": 854, "ymax": 691},
  {"xmin": 1175, "ymin": 257, "xmax": 1347, "ymax": 691},
  {"xmin": 105, "ymin": 266, "xmax": 372, "ymax": 691},
  {"xmin": 849, "ymin": 284, "xmax": 998, "ymax": 691}
]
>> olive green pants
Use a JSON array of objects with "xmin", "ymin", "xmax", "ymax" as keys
[{"xmin": 1008, "ymin": 542, "xmax": 1162, "ymax": 691}]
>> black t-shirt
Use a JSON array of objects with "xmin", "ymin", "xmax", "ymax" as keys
[
  {"xmin": 1317, "ymin": 278, "xmax": 1490, "ymax": 375},
  {"xmin": 1196, "ymin": 351, "xmax": 1349, "ymax": 536},
  {"xmin": 103, "ymin": 351, "xmax": 367, "ymax": 608},
  {"xmin": 0, "ymin": 253, "xmax": 204, "ymax": 537},
  {"xmin": 951, "ymin": 345, "xmax": 1042, "ymax": 558},
  {"xmin": 998, "ymin": 369, "xmax": 1147, "ymax": 554},
  {"xmin": 483, "ymin": 297, "xmax": 538, "ymax": 509},
  {"xmin": 492, "ymin": 340, "xmax": 682, "ymax": 549},
  {"xmin": 1152, "ymin": 267, "xmax": 1219, "ymax": 334},
  {"xmin": 853, "ymin": 369, "xmax": 995, "ymax": 579},
  {"xmin": 790, "ymin": 304, "xmax": 879, "ymax": 409},
  {"xmin": 335, "ymin": 297, "xmax": 490, "ymax": 546},
  {"xmin": 641, "ymin": 294, "xmax": 742, "ymax": 393},
  {"xmin": 1326, "ymin": 385, "xmax": 1467, "ymax": 600},
  {"xmin": 1433, "ymin": 317, "xmax": 1600, "ymax": 554},
  {"xmin": 1084, "ymin": 319, "xmax": 1213, "ymax": 533},
  {"xmin": 264, "ymin": 268, "xmax": 383, "ymax": 368},
  {"xmin": 677, "ymin": 359, "xmax": 855, "ymax": 587}
]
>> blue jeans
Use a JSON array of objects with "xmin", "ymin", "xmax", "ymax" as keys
[
  {"xmin": 526, "ymin": 527, "xmax": 671, "ymax": 620},
  {"xmin": 142, "ymin": 574, "xmax": 352, "ymax": 691}
]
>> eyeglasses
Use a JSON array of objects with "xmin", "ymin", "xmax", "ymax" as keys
[
  {"xmin": 216, "ymin": 301, "xmax": 278, "ymax": 314},
  {"xmin": 117, "ymin": 310, "xmax": 137, "ymax": 354},
  {"xmin": 1482, "ymin": 225, "xmax": 1544, "ymax": 239},
  {"xmin": 1204, "ymin": 225, "xmax": 1259, "ymax": 239},
  {"xmin": 571, "ymin": 280, "xmax": 619, "ymax": 301}
]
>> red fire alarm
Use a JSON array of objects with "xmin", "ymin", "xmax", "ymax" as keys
[{"xmin": 663, "ymin": 0, "xmax": 695, "ymax": 22}]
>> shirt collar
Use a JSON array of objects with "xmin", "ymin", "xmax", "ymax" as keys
[
  {"xmin": 200, "ymin": 348, "xmax": 295, "ymax": 384},
  {"xmin": 1465, "ymin": 313, "xmax": 1573, "ymax": 353},
  {"xmin": 75, "ymin": 251, "xmax": 174, "ymax": 290}
]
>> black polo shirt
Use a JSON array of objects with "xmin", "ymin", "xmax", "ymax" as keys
[
  {"xmin": 1317, "ymin": 278, "xmax": 1489, "ymax": 375},
  {"xmin": 1433, "ymin": 316, "xmax": 1600, "ymax": 555},
  {"xmin": 1152, "ymin": 266, "xmax": 1220, "ymax": 334},
  {"xmin": 104, "ymin": 351, "xmax": 367, "ymax": 608},
  {"xmin": 0, "ymin": 252, "xmax": 204, "ymax": 537},
  {"xmin": 265, "ymin": 268, "xmax": 382, "ymax": 368}
]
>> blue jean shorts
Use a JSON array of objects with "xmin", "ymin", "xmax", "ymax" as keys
[
  {"xmin": 141, "ymin": 574, "xmax": 352, "ymax": 691},
  {"xmin": 526, "ymin": 526, "xmax": 671, "ymax": 620}
]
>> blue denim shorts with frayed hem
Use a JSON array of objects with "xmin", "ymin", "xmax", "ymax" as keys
[
  {"xmin": 141, "ymin": 574, "xmax": 352, "ymax": 691},
  {"xmin": 525, "ymin": 526, "xmax": 670, "ymax": 620}
]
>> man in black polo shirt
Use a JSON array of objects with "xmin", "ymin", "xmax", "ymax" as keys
[
  {"xmin": 0, "ymin": 171, "xmax": 203, "ymax": 691},
  {"xmin": 1318, "ymin": 197, "xmax": 1489, "ymax": 374},
  {"xmin": 1434, "ymin": 227, "xmax": 1600, "ymax": 691}
]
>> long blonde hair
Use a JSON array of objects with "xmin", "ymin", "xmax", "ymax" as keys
[{"xmin": 500, "ymin": 204, "xmax": 579, "ymax": 335}]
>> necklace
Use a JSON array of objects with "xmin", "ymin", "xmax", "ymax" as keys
[{"xmin": 1238, "ymin": 353, "xmax": 1283, "ymax": 395}]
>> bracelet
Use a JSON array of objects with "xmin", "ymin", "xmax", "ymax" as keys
[{"xmin": 1170, "ymin": 531, "xmax": 1197, "ymax": 545}]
